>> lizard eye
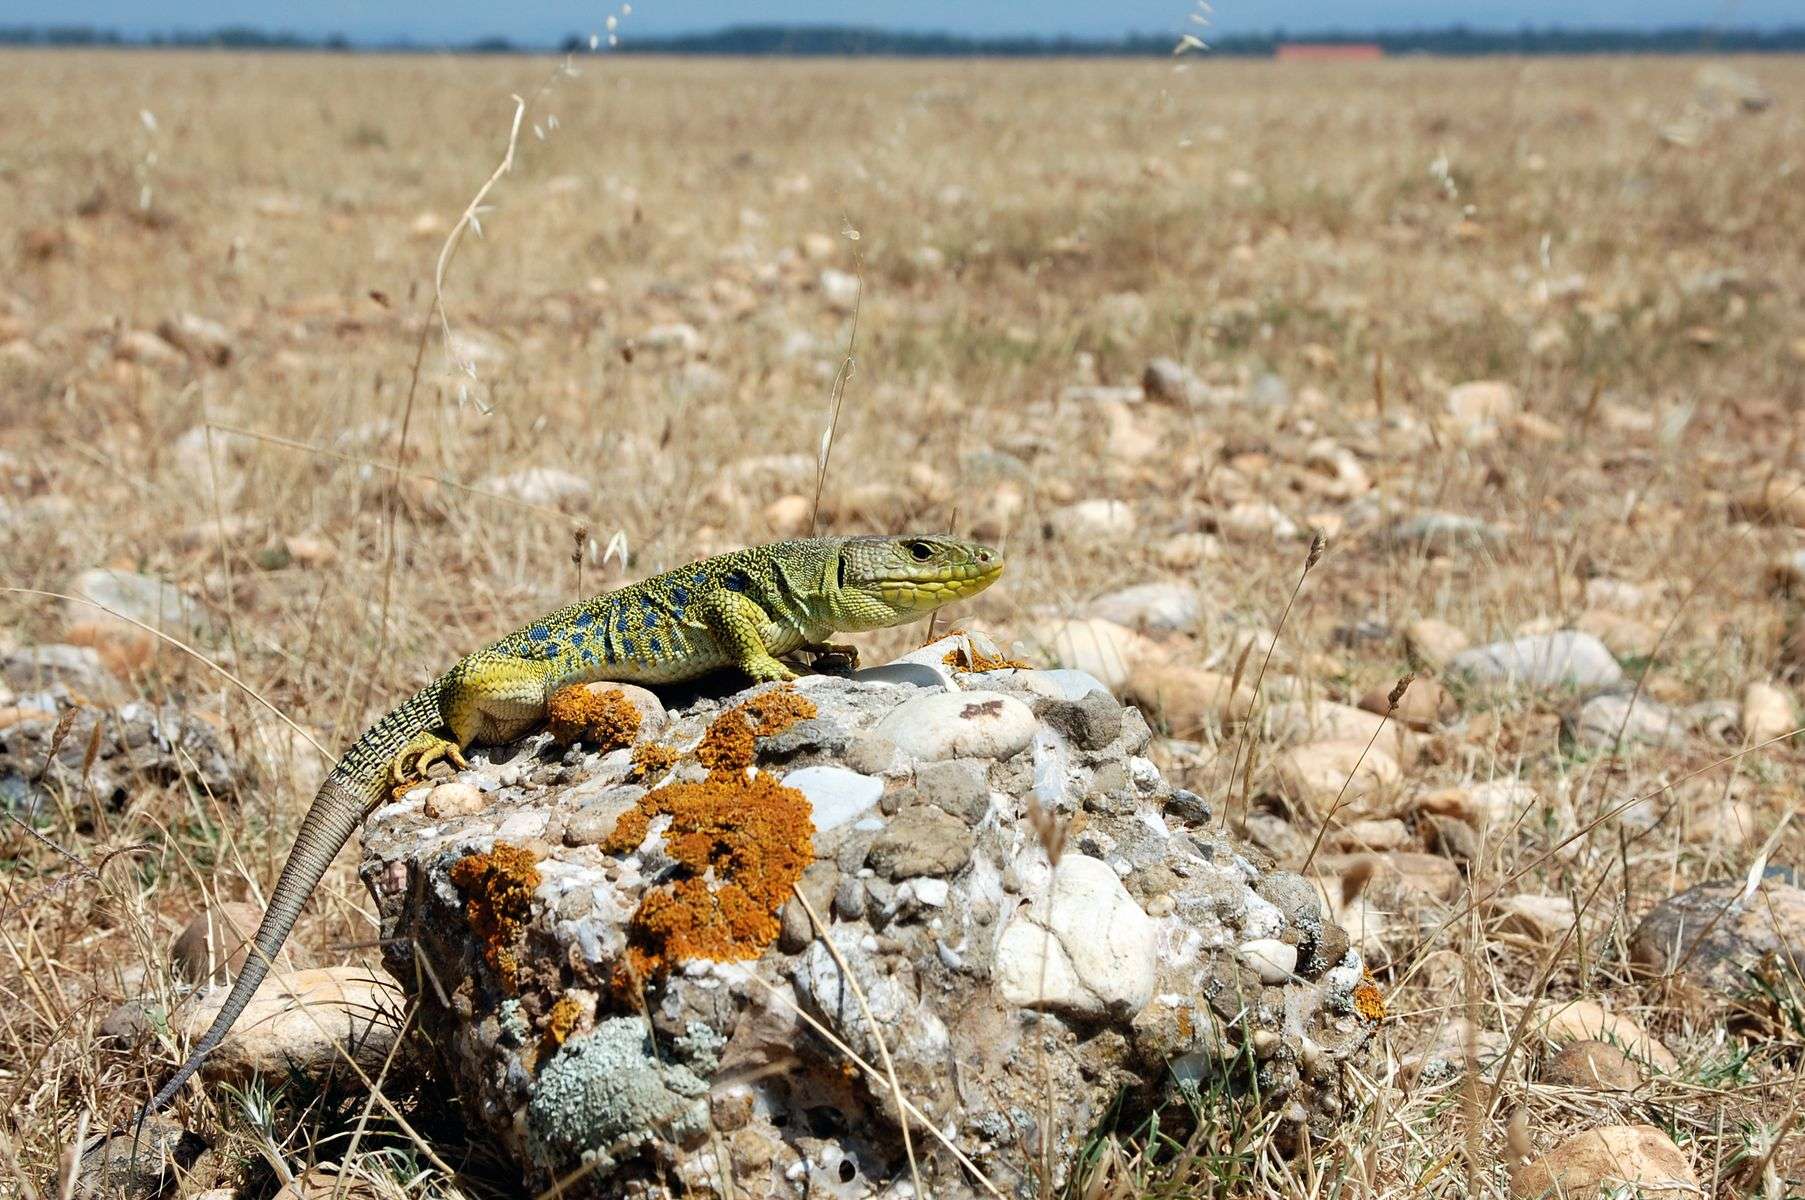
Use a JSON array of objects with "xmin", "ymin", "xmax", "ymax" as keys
[{"xmin": 907, "ymin": 541, "xmax": 934, "ymax": 562}]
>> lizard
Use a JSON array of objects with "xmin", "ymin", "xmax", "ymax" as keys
[{"xmin": 138, "ymin": 534, "xmax": 1003, "ymax": 1121}]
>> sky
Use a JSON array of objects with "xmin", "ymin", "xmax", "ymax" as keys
[{"xmin": 6, "ymin": 0, "xmax": 1794, "ymax": 42}]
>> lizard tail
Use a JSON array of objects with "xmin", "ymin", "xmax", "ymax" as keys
[{"xmin": 139, "ymin": 772, "xmax": 374, "ymax": 1119}]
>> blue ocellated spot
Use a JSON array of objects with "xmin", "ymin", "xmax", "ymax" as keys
[
  {"xmin": 723, "ymin": 570, "xmax": 749, "ymax": 593},
  {"xmin": 650, "ymin": 634, "xmax": 664, "ymax": 658},
  {"xmin": 670, "ymin": 584, "xmax": 689, "ymax": 606},
  {"xmin": 614, "ymin": 606, "xmax": 629, "ymax": 632},
  {"xmin": 530, "ymin": 624, "xmax": 551, "ymax": 642},
  {"xmin": 580, "ymin": 647, "xmax": 597, "ymax": 665},
  {"xmin": 575, "ymin": 611, "xmax": 594, "ymax": 627}
]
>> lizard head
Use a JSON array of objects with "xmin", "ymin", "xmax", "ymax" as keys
[{"xmin": 827, "ymin": 535, "xmax": 1005, "ymax": 630}]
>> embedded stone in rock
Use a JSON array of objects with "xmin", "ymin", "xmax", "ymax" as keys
[
  {"xmin": 1629, "ymin": 880, "xmax": 1805, "ymax": 1012},
  {"xmin": 1450, "ymin": 631, "xmax": 1623, "ymax": 692},
  {"xmin": 865, "ymin": 804, "xmax": 975, "ymax": 878},
  {"xmin": 782, "ymin": 765, "xmax": 883, "ymax": 832},
  {"xmin": 911, "ymin": 758, "xmax": 991, "ymax": 824},
  {"xmin": 526, "ymin": 1016, "xmax": 712, "ymax": 1172},
  {"xmin": 995, "ymin": 853, "xmax": 1157, "ymax": 1020},
  {"xmin": 871, "ymin": 689, "xmax": 1036, "ymax": 761},
  {"xmin": 1511, "ymin": 1125, "xmax": 1699, "ymax": 1200}
]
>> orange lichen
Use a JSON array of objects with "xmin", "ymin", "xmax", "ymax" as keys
[
  {"xmin": 543, "ymin": 993, "xmax": 588, "ymax": 1049},
  {"xmin": 1353, "ymin": 978, "xmax": 1387, "ymax": 1022},
  {"xmin": 1176, "ymin": 1005, "xmax": 1195, "ymax": 1042},
  {"xmin": 942, "ymin": 637, "xmax": 1029, "ymax": 673},
  {"xmin": 695, "ymin": 708, "xmax": 757, "ymax": 773},
  {"xmin": 737, "ymin": 687, "xmax": 817, "ymax": 736},
  {"xmin": 448, "ymin": 842, "xmax": 542, "ymax": 991},
  {"xmin": 546, "ymin": 684, "xmax": 641, "ymax": 749},
  {"xmin": 607, "ymin": 771, "xmax": 814, "ymax": 986},
  {"xmin": 629, "ymin": 740, "xmax": 680, "ymax": 782}
]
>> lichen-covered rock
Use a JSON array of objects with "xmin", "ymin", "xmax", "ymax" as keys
[{"xmin": 359, "ymin": 656, "xmax": 1379, "ymax": 1197}]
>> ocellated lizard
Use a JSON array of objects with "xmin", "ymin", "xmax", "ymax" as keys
[{"xmin": 140, "ymin": 534, "xmax": 1002, "ymax": 1119}]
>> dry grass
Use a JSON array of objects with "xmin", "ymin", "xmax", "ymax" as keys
[{"xmin": 3, "ymin": 47, "xmax": 1805, "ymax": 1197}]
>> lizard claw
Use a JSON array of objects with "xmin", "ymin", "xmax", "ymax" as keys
[{"xmin": 389, "ymin": 732, "xmax": 468, "ymax": 792}]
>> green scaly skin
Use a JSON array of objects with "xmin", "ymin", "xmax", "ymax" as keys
[{"xmin": 139, "ymin": 534, "xmax": 1002, "ymax": 1121}]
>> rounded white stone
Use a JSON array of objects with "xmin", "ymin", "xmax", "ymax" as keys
[
  {"xmin": 994, "ymin": 854, "xmax": 1157, "ymax": 1020},
  {"xmin": 782, "ymin": 765, "xmax": 883, "ymax": 832},
  {"xmin": 1239, "ymin": 938, "xmax": 1298, "ymax": 984},
  {"xmin": 872, "ymin": 690, "xmax": 1037, "ymax": 762}
]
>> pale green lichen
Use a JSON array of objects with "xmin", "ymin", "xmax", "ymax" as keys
[
  {"xmin": 498, "ymin": 998, "xmax": 530, "ymax": 1047},
  {"xmin": 672, "ymin": 1020, "xmax": 726, "ymax": 1075},
  {"xmin": 525, "ymin": 1016, "xmax": 711, "ymax": 1172}
]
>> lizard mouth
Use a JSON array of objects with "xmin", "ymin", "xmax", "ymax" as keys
[{"xmin": 878, "ymin": 557, "xmax": 1004, "ymax": 610}]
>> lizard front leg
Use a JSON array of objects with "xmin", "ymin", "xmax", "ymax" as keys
[
  {"xmin": 389, "ymin": 653, "xmax": 557, "ymax": 789},
  {"xmin": 700, "ymin": 590, "xmax": 796, "ymax": 684}
]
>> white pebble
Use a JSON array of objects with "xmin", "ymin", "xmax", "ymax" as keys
[{"xmin": 1239, "ymin": 938, "xmax": 1298, "ymax": 984}]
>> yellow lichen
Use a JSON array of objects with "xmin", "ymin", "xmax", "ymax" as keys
[
  {"xmin": 543, "ymin": 993, "xmax": 588, "ymax": 1050},
  {"xmin": 1353, "ymin": 978, "xmax": 1387, "ymax": 1022},
  {"xmin": 695, "ymin": 708, "xmax": 757, "ymax": 773},
  {"xmin": 449, "ymin": 842, "xmax": 542, "ymax": 991},
  {"xmin": 546, "ymin": 685, "xmax": 641, "ymax": 749},
  {"xmin": 629, "ymin": 740, "xmax": 680, "ymax": 782},
  {"xmin": 737, "ymin": 687, "xmax": 817, "ymax": 736},
  {"xmin": 606, "ymin": 771, "xmax": 814, "ymax": 987},
  {"xmin": 940, "ymin": 633, "xmax": 1029, "ymax": 673}
]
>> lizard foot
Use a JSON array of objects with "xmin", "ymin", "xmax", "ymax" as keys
[
  {"xmin": 742, "ymin": 655, "xmax": 799, "ymax": 685},
  {"xmin": 389, "ymin": 731, "xmax": 469, "ymax": 792},
  {"xmin": 802, "ymin": 642, "xmax": 860, "ymax": 675}
]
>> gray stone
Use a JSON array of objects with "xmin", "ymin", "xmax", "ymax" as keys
[
  {"xmin": 778, "ymin": 861, "xmax": 841, "ymax": 953},
  {"xmin": 1, "ymin": 644, "xmax": 118, "ymax": 701},
  {"xmin": 1564, "ymin": 693, "xmax": 1690, "ymax": 750},
  {"xmin": 75, "ymin": 1118, "xmax": 206, "ymax": 1200},
  {"xmin": 1085, "ymin": 581, "xmax": 1203, "ymax": 633},
  {"xmin": 845, "ymin": 662, "xmax": 951, "ymax": 691},
  {"xmin": 68, "ymin": 567, "xmax": 214, "ymax": 639},
  {"xmin": 995, "ymin": 854, "xmax": 1157, "ymax": 1021},
  {"xmin": 1034, "ymin": 689, "xmax": 1124, "ymax": 751},
  {"xmin": 563, "ymin": 787, "xmax": 644, "ymax": 846},
  {"xmin": 872, "ymin": 690, "xmax": 1037, "ymax": 762},
  {"xmin": 912, "ymin": 758, "xmax": 992, "ymax": 824},
  {"xmin": 1383, "ymin": 511, "xmax": 1506, "ymax": 551},
  {"xmin": 866, "ymin": 806, "xmax": 976, "ymax": 879},
  {"xmin": 782, "ymin": 765, "xmax": 883, "ymax": 833},
  {"xmin": 1449, "ymin": 631, "xmax": 1624, "ymax": 692}
]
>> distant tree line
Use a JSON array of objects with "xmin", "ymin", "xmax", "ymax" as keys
[{"xmin": 3, "ymin": 21, "xmax": 1804, "ymax": 56}]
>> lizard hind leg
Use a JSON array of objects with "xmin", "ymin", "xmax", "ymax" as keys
[
  {"xmin": 388, "ymin": 653, "xmax": 556, "ymax": 790},
  {"xmin": 388, "ymin": 730, "xmax": 469, "ymax": 791}
]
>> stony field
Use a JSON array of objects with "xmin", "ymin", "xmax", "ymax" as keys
[{"xmin": 2, "ymin": 48, "xmax": 1804, "ymax": 1199}]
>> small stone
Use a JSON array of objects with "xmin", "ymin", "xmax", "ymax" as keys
[
  {"xmin": 640, "ymin": 322, "xmax": 704, "ymax": 356},
  {"xmin": 1357, "ymin": 676, "xmax": 1456, "ymax": 731},
  {"xmin": 1263, "ymin": 699, "xmax": 1413, "ymax": 765},
  {"xmin": 995, "ymin": 854, "xmax": 1157, "ymax": 1021},
  {"xmin": 782, "ymin": 765, "xmax": 883, "ymax": 833},
  {"xmin": 872, "ymin": 690, "xmax": 1036, "ymax": 762},
  {"xmin": 171, "ymin": 967, "xmax": 404, "ymax": 1089},
  {"xmin": 155, "ymin": 312, "xmax": 234, "ymax": 365},
  {"xmin": 171, "ymin": 900, "xmax": 273, "ymax": 984},
  {"xmin": 1564, "ymin": 693, "xmax": 1688, "ymax": 750},
  {"xmin": 1511, "ymin": 1125, "xmax": 1698, "ymax": 1200},
  {"xmin": 865, "ymin": 806, "xmax": 975, "ymax": 878},
  {"xmin": 1141, "ymin": 357, "xmax": 1201, "ymax": 404},
  {"xmin": 1405, "ymin": 618, "xmax": 1471, "ymax": 669},
  {"xmin": 1385, "ymin": 512, "xmax": 1504, "ymax": 552},
  {"xmin": 1128, "ymin": 662, "xmax": 1252, "ymax": 734},
  {"xmin": 1273, "ymin": 740, "xmax": 1403, "ymax": 816},
  {"xmin": 1085, "ymin": 581, "xmax": 1202, "ymax": 633},
  {"xmin": 1543, "ymin": 1039, "xmax": 1645, "ymax": 1090},
  {"xmin": 1450, "ymin": 631, "xmax": 1623, "ymax": 691},
  {"xmin": 1327, "ymin": 818, "xmax": 1410, "ymax": 851},
  {"xmin": 1415, "ymin": 780, "xmax": 1537, "ymax": 829},
  {"xmin": 481, "ymin": 467, "xmax": 591, "ymax": 510},
  {"xmin": 1424, "ymin": 813, "xmax": 1480, "ymax": 862},
  {"xmin": 1023, "ymin": 618, "xmax": 1154, "ymax": 693},
  {"xmin": 1218, "ymin": 501, "xmax": 1299, "ymax": 542},
  {"xmin": 1239, "ymin": 939, "xmax": 1297, "ymax": 984},
  {"xmin": 763, "ymin": 494, "xmax": 812, "ymax": 537},
  {"xmin": 1446, "ymin": 380, "xmax": 1517, "ymax": 425},
  {"xmin": 1049, "ymin": 498, "xmax": 1137, "ymax": 540},
  {"xmin": 74, "ymin": 1118, "xmax": 206, "ymax": 1200},
  {"xmin": 818, "ymin": 268, "xmax": 860, "ymax": 312},
  {"xmin": 912, "ymin": 759, "xmax": 991, "ymax": 824},
  {"xmin": 1537, "ymin": 999, "xmax": 1678, "ymax": 1074},
  {"xmin": 1033, "ymin": 689, "xmax": 1124, "ymax": 752},
  {"xmin": 563, "ymin": 788, "xmax": 643, "ymax": 846},
  {"xmin": 778, "ymin": 861, "xmax": 841, "ymax": 953},
  {"xmin": 1573, "ymin": 609, "xmax": 1659, "ymax": 660},
  {"xmin": 116, "ymin": 328, "xmax": 186, "ymax": 368},
  {"xmin": 1491, "ymin": 894, "xmax": 1577, "ymax": 942},
  {"xmin": 1741, "ymin": 681, "xmax": 1795, "ymax": 744},
  {"xmin": 1629, "ymin": 881, "xmax": 1805, "ymax": 1012},
  {"xmin": 424, "ymin": 782, "xmax": 485, "ymax": 819},
  {"xmin": 1156, "ymin": 531, "xmax": 1220, "ymax": 570}
]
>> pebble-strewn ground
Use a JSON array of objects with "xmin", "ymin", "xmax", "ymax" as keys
[{"xmin": 2, "ymin": 49, "xmax": 1803, "ymax": 1199}]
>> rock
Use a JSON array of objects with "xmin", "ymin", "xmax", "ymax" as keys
[
  {"xmin": 995, "ymin": 855, "xmax": 1156, "ymax": 1020},
  {"xmin": 1084, "ymin": 581, "xmax": 1202, "ymax": 633},
  {"xmin": 1141, "ymin": 357, "xmax": 1201, "ymax": 404},
  {"xmin": 74, "ymin": 1118, "xmax": 207, "ymax": 1200},
  {"xmin": 1273, "ymin": 740, "xmax": 1402, "ymax": 816},
  {"xmin": 782, "ymin": 765, "xmax": 882, "ymax": 832},
  {"xmin": 1264, "ymin": 699, "xmax": 1414, "ymax": 765},
  {"xmin": 358, "ymin": 669, "xmax": 1379, "ymax": 1193},
  {"xmin": 1537, "ymin": 999, "xmax": 1677, "ymax": 1074},
  {"xmin": 1128, "ymin": 662, "xmax": 1253, "ymax": 734},
  {"xmin": 1564, "ymin": 692, "xmax": 1688, "ymax": 750},
  {"xmin": 1, "ymin": 643, "xmax": 120, "ymax": 702},
  {"xmin": 1490, "ymin": 894, "xmax": 1576, "ymax": 942},
  {"xmin": 1238, "ymin": 938, "xmax": 1297, "ymax": 984},
  {"xmin": 1446, "ymin": 380, "xmax": 1517, "ymax": 425},
  {"xmin": 1741, "ymin": 681, "xmax": 1795, "ymax": 744},
  {"xmin": 1416, "ymin": 780, "xmax": 1538, "ymax": 829},
  {"xmin": 865, "ymin": 805, "xmax": 975, "ymax": 878},
  {"xmin": 68, "ymin": 567, "xmax": 212, "ymax": 641},
  {"xmin": 1629, "ymin": 881, "xmax": 1805, "ymax": 1012},
  {"xmin": 1358, "ymin": 677, "xmax": 1455, "ymax": 731},
  {"xmin": 1398, "ymin": 1017, "xmax": 1505, "ymax": 1085},
  {"xmin": 171, "ymin": 901, "xmax": 281, "ymax": 984},
  {"xmin": 1543, "ymin": 1039, "xmax": 1645, "ymax": 1090},
  {"xmin": 1450, "ymin": 631, "xmax": 1623, "ymax": 692},
  {"xmin": 639, "ymin": 322, "xmax": 703, "ymax": 356},
  {"xmin": 1405, "ymin": 618, "xmax": 1471, "ymax": 669},
  {"xmin": 155, "ymin": 312, "xmax": 234, "ymax": 365},
  {"xmin": 0, "ymin": 699, "xmax": 242, "ymax": 820},
  {"xmin": 1023, "ymin": 617, "xmax": 1154, "ymax": 693},
  {"xmin": 1318, "ymin": 851, "xmax": 1462, "ymax": 904},
  {"xmin": 1218, "ymin": 501, "xmax": 1299, "ymax": 542},
  {"xmin": 1049, "ymin": 498, "xmax": 1136, "ymax": 540},
  {"xmin": 116, "ymin": 328, "xmax": 185, "ymax": 369},
  {"xmin": 424, "ymin": 781, "xmax": 486, "ymax": 818},
  {"xmin": 482, "ymin": 467, "xmax": 592, "ymax": 509},
  {"xmin": 171, "ymin": 967, "xmax": 403, "ymax": 1090},
  {"xmin": 1384, "ymin": 513, "xmax": 1504, "ymax": 552},
  {"xmin": 1573, "ymin": 609, "xmax": 1659, "ymax": 660},
  {"xmin": 818, "ymin": 268, "xmax": 860, "ymax": 312},
  {"xmin": 872, "ymin": 690, "xmax": 1037, "ymax": 761},
  {"xmin": 1327, "ymin": 818, "xmax": 1411, "ymax": 852},
  {"xmin": 762, "ymin": 493, "xmax": 812, "ymax": 537},
  {"xmin": 1512, "ymin": 1125, "xmax": 1698, "ymax": 1200},
  {"xmin": 1156, "ymin": 531, "xmax": 1220, "ymax": 570}
]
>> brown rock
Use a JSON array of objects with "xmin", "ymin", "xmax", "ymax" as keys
[
  {"xmin": 1316, "ymin": 851, "xmax": 1462, "ymax": 904},
  {"xmin": 424, "ymin": 782, "xmax": 486, "ymax": 819},
  {"xmin": 1574, "ymin": 609, "xmax": 1660, "ymax": 660},
  {"xmin": 1273, "ymin": 740, "xmax": 1402, "ymax": 817},
  {"xmin": 866, "ymin": 806, "xmax": 975, "ymax": 879},
  {"xmin": 1735, "ymin": 472, "xmax": 1805, "ymax": 528},
  {"xmin": 1741, "ymin": 681, "xmax": 1795, "ymax": 744},
  {"xmin": 1491, "ymin": 893, "xmax": 1579, "ymax": 943},
  {"xmin": 1264, "ymin": 699, "xmax": 1415, "ymax": 765},
  {"xmin": 1128, "ymin": 662, "xmax": 1253, "ymax": 734},
  {"xmin": 1538, "ymin": 999, "xmax": 1678, "ymax": 1074},
  {"xmin": 1630, "ymin": 881, "xmax": 1805, "ymax": 1014},
  {"xmin": 171, "ymin": 901, "xmax": 285, "ymax": 984},
  {"xmin": 1405, "ymin": 618, "xmax": 1471, "ymax": 669},
  {"xmin": 1512, "ymin": 1125, "xmax": 1698, "ymax": 1200},
  {"xmin": 1358, "ymin": 676, "xmax": 1456, "ymax": 731},
  {"xmin": 1543, "ymin": 1039, "xmax": 1645, "ymax": 1090},
  {"xmin": 172, "ymin": 967, "xmax": 404, "ymax": 1089},
  {"xmin": 1326, "ymin": 817, "xmax": 1412, "ymax": 852}
]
